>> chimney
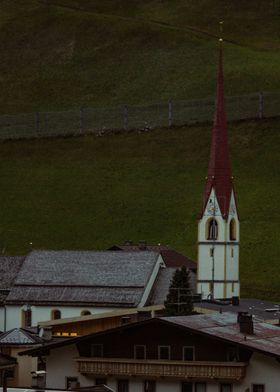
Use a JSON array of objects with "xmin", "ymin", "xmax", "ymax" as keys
[
  {"xmin": 41, "ymin": 327, "xmax": 53, "ymax": 341},
  {"xmin": 237, "ymin": 312, "xmax": 254, "ymax": 335}
]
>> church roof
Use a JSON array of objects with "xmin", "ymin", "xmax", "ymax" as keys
[
  {"xmin": 5, "ymin": 250, "xmax": 162, "ymax": 307},
  {"xmin": 202, "ymin": 40, "xmax": 233, "ymax": 218},
  {"xmin": 109, "ymin": 243, "xmax": 197, "ymax": 271}
]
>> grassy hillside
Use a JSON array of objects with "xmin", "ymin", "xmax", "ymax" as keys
[
  {"xmin": 0, "ymin": 118, "xmax": 279, "ymax": 300},
  {"xmin": 0, "ymin": 0, "xmax": 280, "ymax": 113}
]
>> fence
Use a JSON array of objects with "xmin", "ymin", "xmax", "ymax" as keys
[{"xmin": 0, "ymin": 92, "xmax": 279, "ymax": 140}]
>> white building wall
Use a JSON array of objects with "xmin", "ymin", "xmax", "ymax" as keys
[
  {"xmin": 4, "ymin": 305, "xmax": 116, "ymax": 330},
  {"xmin": 46, "ymin": 345, "xmax": 93, "ymax": 389}
]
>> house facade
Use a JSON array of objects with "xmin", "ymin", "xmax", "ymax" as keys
[{"xmin": 21, "ymin": 312, "xmax": 280, "ymax": 392}]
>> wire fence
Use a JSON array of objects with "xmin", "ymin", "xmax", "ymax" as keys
[{"xmin": 0, "ymin": 92, "xmax": 279, "ymax": 140}]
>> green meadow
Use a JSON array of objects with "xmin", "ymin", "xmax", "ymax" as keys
[
  {"xmin": 0, "ymin": 0, "xmax": 280, "ymax": 113},
  {"xmin": 0, "ymin": 119, "xmax": 279, "ymax": 300}
]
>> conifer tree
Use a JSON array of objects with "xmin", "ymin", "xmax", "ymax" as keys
[{"xmin": 164, "ymin": 266, "xmax": 193, "ymax": 316}]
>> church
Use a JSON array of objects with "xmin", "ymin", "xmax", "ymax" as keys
[{"xmin": 197, "ymin": 39, "xmax": 240, "ymax": 301}]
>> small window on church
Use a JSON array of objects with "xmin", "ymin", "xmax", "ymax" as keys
[
  {"xmin": 229, "ymin": 219, "xmax": 236, "ymax": 240},
  {"xmin": 51, "ymin": 309, "xmax": 61, "ymax": 320},
  {"xmin": 207, "ymin": 219, "xmax": 218, "ymax": 240}
]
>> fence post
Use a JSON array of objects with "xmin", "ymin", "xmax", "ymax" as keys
[
  {"xmin": 168, "ymin": 100, "xmax": 172, "ymax": 127},
  {"xmin": 80, "ymin": 108, "xmax": 84, "ymax": 134},
  {"xmin": 35, "ymin": 112, "xmax": 40, "ymax": 136},
  {"xmin": 123, "ymin": 105, "xmax": 128, "ymax": 130},
  {"xmin": 259, "ymin": 92, "xmax": 264, "ymax": 119},
  {"xmin": 45, "ymin": 113, "xmax": 48, "ymax": 135}
]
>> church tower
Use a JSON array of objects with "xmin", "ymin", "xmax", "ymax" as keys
[{"xmin": 197, "ymin": 39, "xmax": 240, "ymax": 300}]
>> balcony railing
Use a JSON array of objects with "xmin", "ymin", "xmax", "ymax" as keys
[{"xmin": 76, "ymin": 358, "xmax": 247, "ymax": 381}]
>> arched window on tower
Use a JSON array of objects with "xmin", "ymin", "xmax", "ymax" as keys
[
  {"xmin": 207, "ymin": 219, "xmax": 218, "ymax": 240},
  {"xmin": 51, "ymin": 309, "xmax": 61, "ymax": 320},
  {"xmin": 229, "ymin": 219, "xmax": 236, "ymax": 240}
]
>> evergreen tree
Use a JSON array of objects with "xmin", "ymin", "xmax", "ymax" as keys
[{"xmin": 164, "ymin": 266, "xmax": 193, "ymax": 316}]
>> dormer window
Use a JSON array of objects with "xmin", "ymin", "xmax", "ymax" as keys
[
  {"xmin": 207, "ymin": 219, "xmax": 218, "ymax": 240},
  {"xmin": 229, "ymin": 219, "xmax": 236, "ymax": 240}
]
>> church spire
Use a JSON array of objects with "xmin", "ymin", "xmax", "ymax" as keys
[{"xmin": 203, "ymin": 39, "xmax": 232, "ymax": 218}]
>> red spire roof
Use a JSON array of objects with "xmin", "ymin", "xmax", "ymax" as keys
[{"xmin": 202, "ymin": 40, "xmax": 233, "ymax": 218}]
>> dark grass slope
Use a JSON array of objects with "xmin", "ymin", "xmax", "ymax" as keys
[
  {"xmin": 0, "ymin": 118, "xmax": 279, "ymax": 300},
  {"xmin": 0, "ymin": 0, "xmax": 280, "ymax": 113}
]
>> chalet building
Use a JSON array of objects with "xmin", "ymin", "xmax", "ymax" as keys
[
  {"xmin": 0, "ymin": 328, "xmax": 44, "ymax": 388},
  {"xmin": 21, "ymin": 312, "xmax": 280, "ymax": 392},
  {"xmin": 0, "ymin": 250, "xmax": 196, "ymax": 331},
  {"xmin": 197, "ymin": 40, "xmax": 239, "ymax": 300}
]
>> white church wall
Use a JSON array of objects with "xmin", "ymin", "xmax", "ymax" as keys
[{"xmin": 4, "ymin": 305, "xmax": 116, "ymax": 330}]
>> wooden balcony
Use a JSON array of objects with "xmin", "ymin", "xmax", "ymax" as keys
[{"xmin": 76, "ymin": 358, "xmax": 247, "ymax": 381}]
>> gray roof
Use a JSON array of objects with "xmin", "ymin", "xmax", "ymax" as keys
[
  {"xmin": 6, "ymin": 250, "xmax": 160, "ymax": 307},
  {"xmin": 162, "ymin": 312, "xmax": 280, "ymax": 358},
  {"xmin": 151, "ymin": 268, "xmax": 196, "ymax": 305},
  {"xmin": 0, "ymin": 328, "xmax": 43, "ymax": 345},
  {"xmin": 0, "ymin": 257, "xmax": 25, "ymax": 303},
  {"xmin": 196, "ymin": 298, "xmax": 280, "ymax": 323}
]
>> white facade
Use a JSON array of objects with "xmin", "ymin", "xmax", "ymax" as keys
[
  {"xmin": 197, "ymin": 189, "xmax": 240, "ymax": 299},
  {"xmin": 43, "ymin": 345, "xmax": 280, "ymax": 392},
  {"xmin": 1, "ymin": 305, "xmax": 115, "ymax": 331}
]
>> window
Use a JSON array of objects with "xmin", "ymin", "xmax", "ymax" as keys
[
  {"xmin": 229, "ymin": 219, "xmax": 236, "ymax": 240},
  {"xmin": 144, "ymin": 380, "xmax": 156, "ymax": 392},
  {"xmin": 158, "ymin": 346, "xmax": 170, "ymax": 360},
  {"xmin": 134, "ymin": 345, "xmax": 146, "ymax": 359},
  {"xmin": 183, "ymin": 346, "xmax": 195, "ymax": 361},
  {"xmin": 182, "ymin": 382, "xmax": 192, "ymax": 392},
  {"xmin": 231, "ymin": 282, "xmax": 234, "ymax": 293},
  {"xmin": 231, "ymin": 248, "xmax": 234, "ymax": 258},
  {"xmin": 253, "ymin": 386, "xmax": 265, "ymax": 392},
  {"xmin": 207, "ymin": 219, "xmax": 218, "ymax": 240},
  {"xmin": 81, "ymin": 310, "xmax": 91, "ymax": 316},
  {"xmin": 51, "ymin": 309, "xmax": 61, "ymax": 320},
  {"xmin": 22, "ymin": 309, "xmax": 32, "ymax": 327},
  {"xmin": 90, "ymin": 344, "xmax": 103, "ymax": 357},
  {"xmin": 117, "ymin": 380, "xmax": 129, "ymax": 392},
  {"xmin": 96, "ymin": 378, "xmax": 107, "ymax": 386},
  {"xmin": 210, "ymin": 248, "xmax": 214, "ymax": 257},
  {"xmin": 195, "ymin": 383, "xmax": 206, "ymax": 392},
  {"xmin": 227, "ymin": 346, "xmax": 239, "ymax": 362},
  {"xmin": 220, "ymin": 384, "xmax": 232, "ymax": 392},
  {"xmin": 66, "ymin": 377, "xmax": 79, "ymax": 389}
]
